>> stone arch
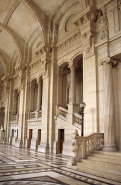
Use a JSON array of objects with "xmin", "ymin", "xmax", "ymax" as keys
[
  {"xmin": 0, "ymin": 52, "xmax": 8, "ymax": 77},
  {"xmin": 0, "ymin": 23, "xmax": 23, "ymax": 63},
  {"xmin": 58, "ymin": 60, "xmax": 70, "ymax": 68}
]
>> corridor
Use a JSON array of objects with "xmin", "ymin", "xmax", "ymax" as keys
[{"xmin": 0, "ymin": 144, "xmax": 120, "ymax": 185}]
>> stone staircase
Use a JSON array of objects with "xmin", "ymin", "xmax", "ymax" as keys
[{"xmin": 75, "ymin": 150, "xmax": 121, "ymax": 183}]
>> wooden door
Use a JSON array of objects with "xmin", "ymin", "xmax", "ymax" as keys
[
  {"xmin": 17, "ymin": 129, "xmax": 18, "ymax": 139},
  {"xmin": 12, "ymin": 129, "xmax": 14, "ymax": 138},
  {"xmin": 29, "ymin": 129, "xmax": 33, "ymax": 145},
  {"xmin": 59, "ymin": 129, "xmax": 64, "ymax": 154},
  {"xmin": 38, "ymin": 129, "xmax": 41, "ymax": 145}
]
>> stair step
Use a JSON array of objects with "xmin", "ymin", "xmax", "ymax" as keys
[
  {"xmin": 94, "ymin": 150, "xmax": 121, "ymax": 157},
  {"xmin": 87, "ymin": 156, "xmax": 121, "ymax": 165},
  {"xmin": 91, "ymin": 152, "xmax": 121, "ymax": 160},
  {"xmin": 80, "ymin": 161, "xmax": 121, "ymax": 176},
  {"xmin": 76, "ymin": 164, "xmax": 121, "ymax": 182},
  {"xmin": 82, "ymin": 159, "xmax": 121, "ymax": 171}
]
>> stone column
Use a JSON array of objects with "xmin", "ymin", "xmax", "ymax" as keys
[
  {"xmin": 100, "ymin": 57, "xmax": 118, "ymax": 151},
  {"xmin": 37, "ymin": 82, "xmax": 41, "ymax": 110},
  {"xmin": 30, "ymin": 84, "xmax": 34, "ymax": 112},
  {"xmin": 67, "ymin": 63, "xmax": 79, "ymax": 124},
  {"xmin": 70, "ymin": 66, "xmax": 76, "ymax": 103},
  {"xmin": 57, "ymin": 67, "xmax": 63, "ymax": 106}
]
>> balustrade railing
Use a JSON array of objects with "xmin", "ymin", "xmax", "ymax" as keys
[
  {"xmin": 73, "ymin": 113, "xmax": 82, "ymax": 129},
  {"xmin": 38, "ymin": 110, "xmax": 42, "ymax": 118},
  {"xmin": 69, "ymin": 133, "xmax": 104, "ymax": 165},
  {"xmin": 28, "ymin": 110, "xmax": 42, "ymax": 120},
  {"xmin": 58, "ymin": 106, "xmax": 68, "ymax": 120},
  {"xmin": 29, "ymin": 111, "xmax": 36, "ymax": 119}
]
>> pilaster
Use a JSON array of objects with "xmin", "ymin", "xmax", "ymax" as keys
[{"xmin": 72, "ymin": 5, "xmax": 98, "ymax": 135}]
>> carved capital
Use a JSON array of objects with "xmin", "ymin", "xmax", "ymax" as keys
[
  {"xmin": 118, "ymin": 0, "xmax": 121, "ymax": 10},
  {"xmin": 68, "ymin": 61, "xmax": 78, "ymax": 69},
  {"xmin": 100, "ymin": 57, "xmax": 117, "ymax": 66},
  {"xmin": 35, "ymin": 43, "xmax": 51, "ymax": 56}
]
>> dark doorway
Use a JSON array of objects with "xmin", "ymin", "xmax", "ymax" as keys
[
  {"xmin": 17, "ymin": 129, "xmax": 18, "ymax": 139},
  {"xmin": 12, "ymin": 129, "xmax": 14, "ymax": 138},
  {"xmin": 29, "ymin": 129, "xmax": 33, "ymax": 145},
  {"xmin": 58, "ymin": 129, "xmax": 64, "ymax": 154},
  {"xmin": 38, "ymin": 129, "xmax": 41, "ymax": 145}
]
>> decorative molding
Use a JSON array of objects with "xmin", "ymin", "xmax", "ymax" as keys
[
  {"xmin": 35, "ymin": 43, "xmax": 51, "ymax": 56},
  {"xmin": 57, "ymin": 31, "xmax": 81, "ymax": 53},
  {"xmin": 72, "ymin": 6, "xmax": 98, "ymax": 28}
]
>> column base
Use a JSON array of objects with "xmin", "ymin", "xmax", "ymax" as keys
[
  {"xmin": 30, "ymin": 138, "xmax": 38, "ymax": 150},
  {"xmin": 3, "ymin": 138, "xmax": 8, "ymax": 145},
  {"xmin": 38, "ymin": 142, "xmax": 50, "ymax": 153},
  {"xmin": 102, "ymin": 144, "xmax": 118, "ymax": 152},
  {"xmin": 15, "ymin": 139, "xmax": 23, "ymax": 148},
  {"xmin": 9, "ymin": 137, "xmax": 12, "ymax": 145},
  {"xmin": 25, "ymin": 138, "xmax": 30, "ymax": 148}
]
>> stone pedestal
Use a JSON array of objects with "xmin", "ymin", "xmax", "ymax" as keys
[
  {"xmin": 30, "ymin": 138, "xmax": 38, "ymax": 150},
  {"xmin": 15, "ymin": 139, "xmax": 23, "ymax": 148},
  {"xmin": 25, "ymin": 138, "xmax": 30, "ymax": 148},
  {"xmin": 38, "ymin": 142, "xmax": 50, "ymax": 153}
]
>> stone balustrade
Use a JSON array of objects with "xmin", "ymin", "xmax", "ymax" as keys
[
  {"xmin": 58, "ymin": 106, "xmax": 68, "ymax": 120},
  {"xmin": 38, "ymin": 110, "xmax": 42, "ymax": 118},
  {"xmin": 68, "ymin": 133, "xmax": 104, "ymax": 166},
  {"xmin": 73, "ymin": 113, "xmax": 82, "ymax": 129},
  {"xmin": 28, "ymin": 110, "xmax": 42, "ymax": 120}
]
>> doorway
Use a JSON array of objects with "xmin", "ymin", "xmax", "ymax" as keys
[
  {"xmin": 58, "ymin": 129, "xmax": 64, "ymax": 154},
  {"xmin": 29, "ymin": 129, "xmax": 33, "ymax": 146},
  {"xmin": 38, "ymin": 129, "xmax": 41, "ymax": 145},
  {"xmin": 12, "ymin": 129, "xmax": 14, "ymax": 138}
]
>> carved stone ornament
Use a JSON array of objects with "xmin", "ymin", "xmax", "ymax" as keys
[
  {"xmin": 41, "ymin": 60, "xmax": 47, "ymax": 73},
  {"xmin": 81, "ymin": 32, "xmax": 94, "ymax": 58},
  {"xmin": 99, "ymin": 57, "xmax": 117, "ymax": 66},
  {"xmin": 98, "ymin": 7, "xmax": 108, "ymax": 40},
  {"xmin": 118, "ymin": 0, "xmax": 121, "ymax": 10}
]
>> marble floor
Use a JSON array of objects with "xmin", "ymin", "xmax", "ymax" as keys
[{"xmin": 0, "ymin": 144, "xmax": 120, "ymax": 185}]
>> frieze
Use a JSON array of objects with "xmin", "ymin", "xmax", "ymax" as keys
[{"xmin": 57, "ymin": 32, "xmax": 81, "ymax": 53}]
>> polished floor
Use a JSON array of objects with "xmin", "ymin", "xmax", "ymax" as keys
[{"xmin": 0, "ymin": 144, "xmax": 120, "ymax": 185}]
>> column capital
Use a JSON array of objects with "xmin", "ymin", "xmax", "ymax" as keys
[
  {"xmin": 100, "ymin": 57, "xmax": 117, "ymax": 66},
  {"xmin": 68, "ymin": 62, "xmax": 78, "ymax": 69}
]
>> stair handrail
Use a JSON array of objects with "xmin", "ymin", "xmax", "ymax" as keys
[
  {"xmin": 58, "ymin": 106, "xmax": 68, "ymax": 120},
  {"xmin": 73, "ymin": 113, "xmax": 82, "ymax": 129},
  {"xmin": 68, "ymin": 132, "xmax": 104, "ymax": 166}
]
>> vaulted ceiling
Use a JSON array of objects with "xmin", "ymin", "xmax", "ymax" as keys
[{"xmin": 0, "ymin": 0, "xmax": 109, "ymax": 78}]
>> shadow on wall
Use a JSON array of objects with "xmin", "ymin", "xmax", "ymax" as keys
[
  {"xmin": 0, "ymin": 108, "xmax": 4, "ymax": 129},
  {"xmin": 91, "ymin": 108, "xmax": 99, "ymax": 133}
]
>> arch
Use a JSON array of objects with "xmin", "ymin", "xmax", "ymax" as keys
[
  {"xmin": 0, "ymin": 23, "xmax": 24, "ymax": 63},
  {"xmin": 71, "ymin": 52, "xmax": 83, "ymax": 63},
  {"xmin": 58, "ymin": 60, "xmax": 70, "ymax": 68},
  {"xmin": 3, "ymin": 1, "xmax": 20, "ymax": 25},
  {"xmin": 54, "ymin": 0, "xmax": 79, "ymax": 24}
]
